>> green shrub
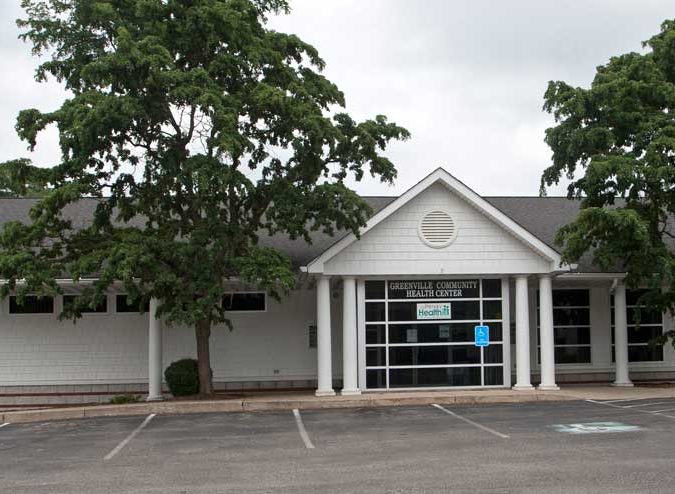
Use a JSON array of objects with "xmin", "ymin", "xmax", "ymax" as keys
[
  {"xmin": 164, "ymin": 358, "xmax": 201, "ymax": 396},
  {"xmin": 110, "ymin": 394, "xmax": 141, "ymax": 405}
]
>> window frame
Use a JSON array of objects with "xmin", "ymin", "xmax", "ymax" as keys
[
  {"xmin": 8, "ymin": 295, "xmax": 55, "ymax": 315},
  {"xmin": 222, "ymin": 291, "xmax": 267, "ymax": 313},
  {"xmin": 537, "ymin": 288, "xmax": 593, "ymax": 366},
  {"xmin": 62, "ymin": 294, "xmax": 109, "ymax": 315},
  {"xmin": 611, "ymin": 290, "xmax": 665, "ymax": 364},
  {"xmin": 364, "ymin": 278, "xmax": 505, "ymax": 390},
  {"xmin": 115, "ymin": 294, "xmax": 150, "ymax": 314}
]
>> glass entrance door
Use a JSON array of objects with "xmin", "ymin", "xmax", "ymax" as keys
[{"xmin": 364, "ymin": 279, "xmax": 505, "ymax": 389}]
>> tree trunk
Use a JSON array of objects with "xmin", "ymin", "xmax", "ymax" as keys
[{"xmin": 195, "ymin": 319, "xmax": 214, "ymax": 396}]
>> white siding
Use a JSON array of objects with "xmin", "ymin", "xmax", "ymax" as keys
[
  {"xmin": 0, "ymin": 288, "xmax": 341, "ymax": 386},
  {"xmin": 324, "ymin": 183, "xmax": 552, "ymax": 276}
]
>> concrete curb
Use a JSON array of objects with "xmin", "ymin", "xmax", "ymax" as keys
[{"xmin": 0, "ymin": 391, "xmax": 576, "ymax": 424}]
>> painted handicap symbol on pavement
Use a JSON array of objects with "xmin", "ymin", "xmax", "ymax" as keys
[{"xmin": 551, "ymin": 422, "xmax": 642, "ymax": 434}]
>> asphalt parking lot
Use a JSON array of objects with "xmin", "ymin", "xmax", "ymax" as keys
[{"xmin": 2, "ymin": 398, "xmax": 675, "ymax": 493}]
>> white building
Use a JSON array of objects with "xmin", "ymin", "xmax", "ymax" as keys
[{"xmin": 1, "ymin": 168, "xmax": 672, "ymax": 404}]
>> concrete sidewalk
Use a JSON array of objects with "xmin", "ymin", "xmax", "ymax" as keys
[{"xmin": 2, "ymin": 384, "xmax": 674, "ymax": 424}]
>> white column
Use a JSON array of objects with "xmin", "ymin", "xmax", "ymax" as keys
[
  {"xmin": 316, "ymin": 276, "xmax": 335, "ymax": 396},
  {"xmin": 501, "ymin": 278, "xmax": 512, "ymax": 388},
  {"xmin": 513, "ymin": 275, "xmax": 533, "ymax": 390},
  {"xmin": 341, "ymin": 277, "xmax": 360, "ymax": 395},
  {"xmin": 147, "ymin": 297, "xmax": 164, "ymax": 401},
  {"xmin": 538, "ymin": 275, "xmax": 559, "ymax": 390},
  {"xmin": 613, "ymin": 281, "xmax": 633, "ymax": 387}
]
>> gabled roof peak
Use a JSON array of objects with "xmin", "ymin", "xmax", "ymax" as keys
[{"xmin": 304, "ymin": 166, "xmax": 566, "ymax": 273}]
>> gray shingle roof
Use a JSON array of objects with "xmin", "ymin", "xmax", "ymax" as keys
[{"xmin": 0, "ymin": 195, "xmax": 599, "ymax": 272}]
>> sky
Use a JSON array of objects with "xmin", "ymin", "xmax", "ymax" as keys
[{"xmin": 0, "ymin": 0, "xmax": 673, "ymax": 197}]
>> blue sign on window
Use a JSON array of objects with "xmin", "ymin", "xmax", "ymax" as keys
[{"xmin": 474, "ymin": 325, "xmax": 490, "ymax": 347}]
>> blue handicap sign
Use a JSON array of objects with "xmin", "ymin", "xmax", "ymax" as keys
[{"xmin": 474, "ymin": 325, "xmax": 490, "ymax": 347}]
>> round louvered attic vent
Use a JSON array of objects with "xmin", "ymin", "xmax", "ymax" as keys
[{"xmin": 418, "ymin": 210, "xmax": 457, "ymax": 248}]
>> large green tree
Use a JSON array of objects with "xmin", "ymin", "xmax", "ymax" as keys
[
  {"xmin": 0, "ymin": 0, "xmax": 409, "ymax": 395},
  {"xmin": 541, "ymin": 19, "xmax": 675, "ymax": 340}
]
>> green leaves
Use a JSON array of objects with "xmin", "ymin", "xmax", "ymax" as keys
[
  {"xmin": 2, "ymin": 0, "xmax": 409, "ymax": 334},
  {"xmin": 542, "ymin": 18, "xmax": 675, "ymax": 330},
  {"xmin": 0, "ymin": 158, "xmax": 53, "ymax": 197}
]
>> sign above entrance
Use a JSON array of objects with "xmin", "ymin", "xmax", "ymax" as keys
[
  {"xmin": 474, "ymin": 325, "xmax": 490, "ymax": 347},
  {"xmin": 388, "ymin": 280, "xmax": 479, "ymax": 299},
  {"xmin": 416, "ymin": 303, "xmax": 452, "ymax": 320}
]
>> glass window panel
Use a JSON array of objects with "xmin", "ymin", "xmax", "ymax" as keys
[
  {"xmin": 366, "ymin": 369, "xmax": 386, "ymax": 388},
  {"xmin": 627, "ymin": 326, "xmax": 662, "ymax": 344},
  {"xmin": 116, "ymin": 295, "xmax": 150, "ymax": 313},
  {"xmin": 389, "ymin": 345, "xmax": 480, "ymax": 366},
  {"xmin": 388, "ymin": 301, "xmax": 480, "ymax": 321},
  {"xmin": 552, "ymin": 289, "xmax": 590, "ymax": 307},
  {"xmin": 553, "ymin": 307, "xmax": 590, "ymax": 326},
  {"xmin": 482, "ymin": 300, "xmax": 502, "ymax": 320},
  {"xmin": 484, "ymin": 344, "xmax": 503, "ymax": 364},
  {"xmin": 388, "ymin": 322, "xmax": 503, "ymax": 343},
  {"xmin": 554, "ymin": 327, "xmax": 591, "ymax": 346},
  {"xmin": 482, "ymin": 322, "xmax": 503, "ymax": 341},
  {"xmin": 9, "ymin": 296, "xmax": 54, "ymax": 314},
  {"xmin": 389, "ymin": 367, "xmax": 482, "ymax": 388},
  {"xmin": 627, "ymin": 307, "xmax": 662, "ymax": 325},
  {"xmin": 626, "ymin": 289, "xmax": 649, "ymax": 306},
  {"xmin": 365, "ymin": 325, "xmax": 386, "ymax": 344},
  {"xmin": 554, "ymin": 346, "xmax": 591, "ymax": 364},
  {"xmin": 448, "ymin": 301, "xmax": 481, "ymax": 320},
  {"xmin": 388, "ymin": 323, "xmax": 473, "ymax": 343},
  {"xmin": 63, "ymin": 295, "xmax": 107, "ymax": 313},
  {"xmin": 484, "ymin": 367, "xmax": 504, "ymax": 385},
  {"xmin": 366, "ymin": 347, "xmax": 386, "ymax": 367},
  {"xmin": 365, "ymin": 281, "xmax": 385, "ymax": 300},
  {"xmin": 308, "ymin": 325, "xmax": 317, "ymax": 349},
  {"xmin": 481, "ymin": 279, "xmax": 502, "ymax": 298},
  {"xmin": 365, "ymin": 302, "xmax": 386, "ymax": 322},
  {"xmin": 628, "ymin": 345, "xmax": 663, "ymax": 362},
  {"xmin": 223, "ymin": 292, "xmax": 265, "ymax": 311}
]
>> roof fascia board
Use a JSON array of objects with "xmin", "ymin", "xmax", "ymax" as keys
[{"xmin": 438, "ymin": 172, "xmax": 562, "ymax": 263}]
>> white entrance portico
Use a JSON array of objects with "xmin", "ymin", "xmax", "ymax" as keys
[{"xmin": 303, "ymin": 168, "xmax": 569, "ymax": 394}]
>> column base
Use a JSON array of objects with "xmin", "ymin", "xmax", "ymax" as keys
[
  {"xmin": 340, "ymin": 389, "xmax": 361, "ymax": 396},
  {"xmin": 146, "ymin": 395, "xmax": 165, "ymax": 402},
  {"xmin": 538, "ymin": 384, "xmax": 560, "ymax": 391},
  {"xmin": 612, "ymin": 382, "xmax": 634, "ymax": 387},
  {"xmin": 512, "ymin": 384, "xmax": 534, "ymax": 391},
  {"xmin": 315, "ymin": 389, "xmax": 336, "ymax": 397}
]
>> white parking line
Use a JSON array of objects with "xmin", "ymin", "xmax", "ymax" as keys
[
  {"xmin": 623, "ymin": 401, "xmax": 669, "ymax": 408},
  {"xmin": 648, "ymin": 407, "xmax": 675, "ymax": 414},
  {"xmin": 586, "ymin": 399, "xmax": 675, "ymax": 422},
  {"xmin": 292, "ymin": 409, "xmax": 315, "ymax": 449},
  {"xmin": 103, "ymin": 414, "xmax": 155, "ymax": 461},
  {"xmin": 432, "ymin": 404, "xmax": 509, "ymax": 439},
  {"xmin": 0, "ymin": 423, "xmax": 8, "ymax": 429},
  {"xmin": 601, "ymin": 398, "xmax": 649, "ymax": 404}
]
